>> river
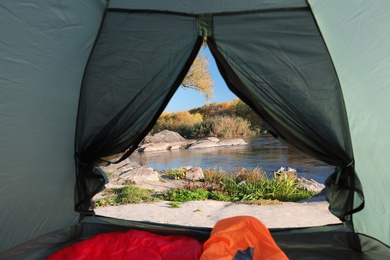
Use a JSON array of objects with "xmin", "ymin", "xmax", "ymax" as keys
[{"xmin": 129, "ymin": 134, "xmax": 334, "ymax": 184}]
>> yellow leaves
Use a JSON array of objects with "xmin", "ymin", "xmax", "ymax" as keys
[
  {"xmin": 155, "ymin": 111, "xmax": 203, "ymax": 131},
  {"xmin": 182, "ymin": 52, "xmax": 214, "ymax": 100}
]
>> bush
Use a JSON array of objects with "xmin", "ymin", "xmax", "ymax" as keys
[
  {"xmin": 166, "ymin": 168, "xmax": 187, "ymax": 180},
  {"xmin": 219, "ymin": 169, "xmax": 311, "ymax": 202},
  {"xmin": 210, "ymin": 116, "xmax": 253, "ymax": 137}
]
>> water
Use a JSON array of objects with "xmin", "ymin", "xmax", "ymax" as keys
[{"xmin": 130, "ymin": 134, "xmax": 334, "ymax": 184}]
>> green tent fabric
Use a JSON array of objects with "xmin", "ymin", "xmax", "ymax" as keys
[
  {"xmin": 1, "ymin": 0, "xmax": 390, "ymax": 258},
  {"xmin": 0, "ymin": 0, "xmax": 107, "ymax": 251}
]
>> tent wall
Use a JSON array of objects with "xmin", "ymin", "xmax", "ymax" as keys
[
  {"xmin": 74, "ymin": 11, "xmax": 201, "ymax": 212},
  {"xmin": 0, "ymin": 0, "xmax": 106, "ymax": 252},
  {"xmin": 309, "ymin": 0, "xmax": 390, "ymax": 249}
]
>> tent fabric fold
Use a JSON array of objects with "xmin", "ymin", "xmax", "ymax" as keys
[
  {"xmin": 206, "ymin": 10, "xmax": 363, "ymax": 223},
  {"xmin": 74, "ymin": 11, "xmax": 202, "ymax": 212}
]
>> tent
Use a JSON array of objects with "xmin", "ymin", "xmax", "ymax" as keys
[{"xmin": 1, "ymin": 0, "xmax": 389, "ymax": 258}]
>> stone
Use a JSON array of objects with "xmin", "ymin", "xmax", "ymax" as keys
[
  {"xmin": 169, "ymin": 144, "xmax": 182, "ymax": 150},
  {"xmin": 187, "ymin": 140, "xmax": 220, "ymax": 149},
  {"xmin": 100, "ymin": 158, "xmax": 160, "ymax": 186},
  {"xmin": 206, "ymin": 137, "xmax": 220, "ymax": 142},
  {"xmin": 185, "ymin": 167, "xmax": 204, "ymax": 181},
  {"xmin": 119, "ymin": 167, "xmax": 159, "ymax": 184},
  {"xmin": 275, "ymin": 166, "xmax": 297, "ymax": 175},
  {"xmin": 217, "ymin": 138, "xmax": 247, "ymax": 146},
  {"xmin": 297, "ymin": 177, "xmax": 325, "ymax": 194},
  {"xmin": 138, "ymin": 143, "xmax": 171, "ymax": 152},
  {"xmin": 142, "ymin": 130, "xmax": 186, "ymax": 144}
]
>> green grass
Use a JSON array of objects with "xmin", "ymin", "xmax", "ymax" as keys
[
  {"xmin": 169, "ymin": 202, "xmax": 181, "ymax": 208},
  {"xmin": 163, "ymin": 168, "xmax": 312, "ymax": 203},
  {"xmin": 93, "ymin": 185, "xmax": 158, "ymax": 207},
  {"xmin": 95, "ymin": 167, "xmax": 313, "ymax": 207},
  {"xmin": 164, "ymin": 188, "xmax": 209, "ymax": 202},
  {"xmin": 166, "ymin": 168, "xmax": 187, "ymax": 180}
]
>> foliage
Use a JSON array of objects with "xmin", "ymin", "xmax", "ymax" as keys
[
  {"xmin": 210, "ymin": 116, "xmax": 253, "ymax": 137},
  {"xmin": 234, "ymin": 99, "xmax": 265, "ymax": 134},
  {"xmin": 218, "ymin": 169, "xmax": 312, "ymax": 202},
  {"xmin": 152, "ymin": 111, "xmax": 203, "ymax": 134},
  {"xmin": 169, "ymin": 202, "xmax": 181, "ymax": 208},
  {"xmin": 166, "ymin": 168, "xmax": 187, "ymax": 180},
  {"xmin": 94, "ymin": 169, "xmax": 312, "ymax": 208},
  {"xmin": 93, "ymin": 185, "xmax": 158, "ymax": 207},
  {"xmin": 164, "ymin": 188, "xmax": 209, "ymax": 202},
  {"xmin": 190, "ymin": 101, "xmax": 236, "ymax": 118},
  {"xmin": 182, "ymin": 52, "xmax": 214, "ymax": 100},
  {"xmin": 152, "ymin": 98, "xmax": 266, "ymax": 138},
  {"xmin": 161, "ymin": 168, "xmax": 312, "ymax": 204}
]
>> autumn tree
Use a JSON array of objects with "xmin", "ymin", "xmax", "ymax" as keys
[
  {"xmin": 234, "ymin": 99, "xmax": 266, "ymax": 133},
  {"xmin": 181, "ymin": 51, "xmax": 214, "ymax": 100}
]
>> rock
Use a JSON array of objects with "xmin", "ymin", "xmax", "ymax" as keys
[
  {"xmin": 187, "ymin": 140, "xmax": 220, "ymax": 149},
  {"xmin": 297, "ymin": 177, "xmax": 325, "ymax": 194},
  {"xmin": 217, "ymin": 138, "xmax": 247, "ymax": 146},
  {"xmin": 138, "ymin": 143, "xmax": 171, "ymax": 152},
  {"xmin": 142, "ymin": 135, "xmax": 164, "ymax": 144},
  {"xmin": 275, "ymin": 166, "xmax": 297, "ymax": 175},
  {"xmin": 100, "ymin": 159, "xmax": 159, "ymax": 186},
  {"xmin": 170, "ymin": 144, "xmax": 182, "ymax": 150},
  {"xmin": 206, "ymin": 137, "xmax": 220, "ymax": 142},
  {"xmin": 142, "ymin": 130, "xmax": 186, "ymax": 144},
  {"xmin": 119, "ymin": 167, "xmax": 159, "ymax": 184},
  {"xmin": 181, "ymin": 166, "xmax": 193, "ymax": 171},
  {"xmin": 185, "ymin": 167, "xmax": 204, "ymax": 181}
]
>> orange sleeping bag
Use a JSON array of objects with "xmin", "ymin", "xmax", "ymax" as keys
[{"xmin": 200, "ymin": 216, "xmax": 288, "ymax": 260}]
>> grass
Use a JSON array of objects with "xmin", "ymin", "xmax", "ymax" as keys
[
  {"xmin": 93, "ymin": 185, "xmax": 159, "ymax": 207},
  {"xmin": 169, "ymin": 202, "xmax": 181, "ymax": 208},
  {"xmin": 95, "ymin": 168, "xmax": 313, "ymax": 207},
  {"xmin": 165, "ymin": 168, "xmax": 187, "ymax": 180},
  {"xmin": 162, "ymin": 168, "xmax": 312, "ymax": 203}
]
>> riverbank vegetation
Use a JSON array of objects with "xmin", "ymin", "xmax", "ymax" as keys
[
  {"xmin": 93, "ymin": 168, "xmax": 312, "ymax": 208},
  {"xmin": 151, "ymin": 99, "xmax": 266, "ymax": 138}
]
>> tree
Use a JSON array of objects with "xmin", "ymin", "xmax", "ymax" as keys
[{"xmin": 182, "ymin": 51, "xmax": 214, "ymax": 100}]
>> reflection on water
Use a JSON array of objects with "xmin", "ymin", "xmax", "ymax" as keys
[{"xmin": 130, "ymin": 134, "xmax": 334, "ymax": 183}]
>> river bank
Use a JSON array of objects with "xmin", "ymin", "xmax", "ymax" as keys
[{"xmin": 95, "ymin": 158, "xmax": 340, "ymax": 229}]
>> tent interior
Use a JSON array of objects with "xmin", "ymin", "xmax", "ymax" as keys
[{"xmin": 1, "ymin": 0, "xmax": 390, "ymax": 259}]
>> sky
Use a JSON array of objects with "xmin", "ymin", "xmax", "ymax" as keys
[{"xmin": 164, "ymin": 47, "xmax": 237, "ymax": 112}]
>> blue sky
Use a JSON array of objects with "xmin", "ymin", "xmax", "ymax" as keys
[{"xmin": 164, "ymin": 47, "xmax": 237, "ymax": 112}]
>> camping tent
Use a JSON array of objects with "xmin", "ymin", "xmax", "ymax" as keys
[{"xmin": 1, "ymin": 0, "xmax": 389, "ymax": 258}]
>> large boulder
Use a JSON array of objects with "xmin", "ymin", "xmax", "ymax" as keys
[
  {"xmin": 185, "ymin": 167, "xmax": 204, "ymax": 181},
  {"xmin": 142, "ymin": 130, "xmax": 186, "ymax": 144},
  {"xmin": 100, "ymin": 159, "xmax": 159, "ymax": 187},
  {"xmin": 138, "ymin": 143, "xmax": 171, "ymax": 152}
]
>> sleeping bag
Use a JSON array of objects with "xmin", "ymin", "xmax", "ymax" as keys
[
  {"xmin": 47, "ymin": 229, "xmax": 203, "ymax": 260},
  {"xmin": 200, "ymin": 216, "xmax": 288, "ymax": 260}
]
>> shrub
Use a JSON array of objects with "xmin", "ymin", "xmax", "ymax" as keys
[
  {"xmin": 210, "ymin": 116, "xmax": 253, "ymax": 137},
  {"xmin": 166, "ymin": 168, "xmax": 187, "ymax": 180}
]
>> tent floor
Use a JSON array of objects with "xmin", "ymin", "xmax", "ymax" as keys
[{"xmin": 0, "ymin": 216, "xmax": 380, "ymax": 259}]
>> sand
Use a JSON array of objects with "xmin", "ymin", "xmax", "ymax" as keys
[{"xmin": 94, "ymin": 195, "xmax": 341, "ymax": 229}]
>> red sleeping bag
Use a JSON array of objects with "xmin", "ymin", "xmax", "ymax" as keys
[{"xmin": 47, "ymin": 229, "xmax": 203, "ymax": 260}]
